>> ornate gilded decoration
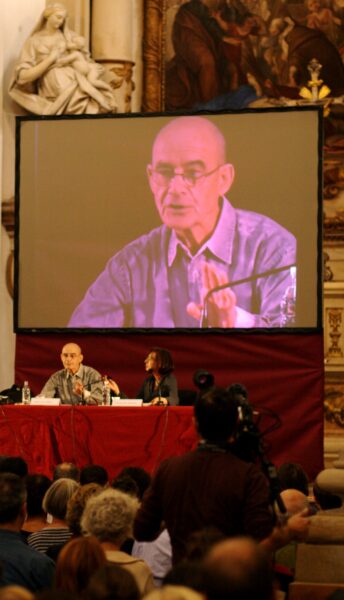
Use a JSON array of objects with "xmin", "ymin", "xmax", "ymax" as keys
[
  {"xmin": 142, "ymin": 0, "xmax": 165, "ymax": 112},
  {"xmin": 327, "ymin": 307, "xmax": 343, "ymax": 358}
]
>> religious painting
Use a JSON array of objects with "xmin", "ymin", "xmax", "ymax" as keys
[
  {"xmin": 143, "ymin": 0, "xmax": 344, "ymax": 112},
  {"xmin": 325, "ymin": 372, "xmax": 344, "ymax": 435},
  {"xmin": 323, "ymin": 105, "xmax": 344, "ymax": 245}
]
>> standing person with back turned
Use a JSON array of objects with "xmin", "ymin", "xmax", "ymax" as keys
[
  {"xmin": 137, "ymin": 348, "xmax": 179, "ymax": 406},
  {"xmin": 69, "ymin": 116, "xmax": 296, "ymax": 329},
  {"xmin": 133, "ymin": 386, "xmax": 274, "ymax": 564}
]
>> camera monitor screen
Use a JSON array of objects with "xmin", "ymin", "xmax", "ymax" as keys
[{"xmin": 15, "ymin": 107, "xmax": 322, "ymax": 332}]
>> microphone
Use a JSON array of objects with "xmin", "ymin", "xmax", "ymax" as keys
[{"xmin": 200, "ymin": 263, "xmax": 296, "ymax": 327}]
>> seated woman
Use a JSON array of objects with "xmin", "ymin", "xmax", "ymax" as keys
[
  {"xmin": 27, "ymin": 477, "xmax": 79, "ymax": 553},
  {"xmin": 137, "ymin": 348, "xmax": 179, "ymax": 406},
  {"xmin": 9, "ymin": 3, "xmax": 115, "ymax": 115}
]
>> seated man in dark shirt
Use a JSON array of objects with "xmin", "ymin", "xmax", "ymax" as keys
[{"xmin": 0, "ymin": 472, "xmax": 55, "ymax": 591}]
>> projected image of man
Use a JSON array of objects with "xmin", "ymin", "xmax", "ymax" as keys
[{"xmin": 69, "ymin": 116, "xmax": 296, "ymax": 328}]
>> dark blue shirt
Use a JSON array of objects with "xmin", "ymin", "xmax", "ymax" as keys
[{"xmin": 0, "ymin": 529, "xmax": 55, "ymax": 592}]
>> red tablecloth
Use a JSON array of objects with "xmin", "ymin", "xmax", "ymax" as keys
[{"xmin": 0, "ymin": 405, "xmax": 198, "ymax": 479}]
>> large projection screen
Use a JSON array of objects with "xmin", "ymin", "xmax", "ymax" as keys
[{"xmin": 15, "ymin": 108, "xmax": 322, "ymax": 332}]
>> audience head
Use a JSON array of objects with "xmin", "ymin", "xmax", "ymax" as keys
[
  {"xmin": 203, "ymin": 536, "xmax": 274, "ymax": 600},
  {"xmin": 85, "ymin": 564, "xmax": 140, "ymax": 600},
  {"xmin": 111, "ymin": 474, "xmax": 140, "ymax": 498},
  {"xmin": 163, "ymin": 563, "xmax": 205, "ymax": 593},
  {"xmin": 315, "ymin": 468, "xmax": 344, "ymax": 507},
  {"xmin": 144, "ymin": 586, "xmax": 203, "ymax": 600},
  {"xmin": 276, "ymin": 489, "xmax": 310, "ymax": 523},
  {"xmin": 81, "ymin": 488, "xmax": 139, "ymax": 546},
  {"xmin": 42, "ymin": 477, "xmax": 79, "ymax": 520},
  {"xmin": 185, "ymin": 527, "xmax": 226, "ymax": 561},
  {"xmin": 0, "ymin": 456, "xmax": 28, "ymax": 479},
  {"xmin": 0, "ymin": 586, "xmax": 33, "ymax": 600},
  {"xmin": 313, "ymin": 480, "xmax": 342, "ymax": 510},
  {"xmin": 0, "ymin": 473, "xmax": 26, "ymax": 525},
  {"xmin": 55, "ymin": 536, "xmax": 107, "ymax": 596},
  {"xmin": 80, "ymin": 464, "xmax": 108, "ymax": 486},
  {"xmin": 194, "ymin": 386, "xmax": 238, "ymax": 443},
  {"xmin": 66, "ymin": 482, "xmax": 101, "ymax": 536},
  {"xmin": 115, "ymin": 467, "xmax": 151, "ymax": 500},
  {"xmin": 35, "ymin": 590, "xmax": 80, "ymax": 600},
  {"xmin": 25, "ymin": 474, "xmax": 52, "ymax": 518},
  {"xmin": 277, "ymin": 462, "xmax": 309, "ymax": 496},
  {"xmin": 53, "ymin": 462, "xmax": 80, "ymax": 482}
]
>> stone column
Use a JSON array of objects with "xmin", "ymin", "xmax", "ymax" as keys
[{"xmin": 91, "ymin": 0, "xmax": 143, "ymax": 113}]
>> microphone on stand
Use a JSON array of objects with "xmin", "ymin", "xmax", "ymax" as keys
[{"xmin": 200, "ymin": 263, "xmax": 297, "ymax": 328}]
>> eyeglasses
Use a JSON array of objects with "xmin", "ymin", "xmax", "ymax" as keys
[{"xmin": 149, "ymin": 165, "xmax": 223, "ymax": 188}]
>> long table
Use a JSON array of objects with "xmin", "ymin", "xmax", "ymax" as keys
[{"xmin": 0, "ymin": 405, "xmax": 198, "ymax": 479}]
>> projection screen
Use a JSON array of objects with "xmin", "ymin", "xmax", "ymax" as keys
[{"xmin": 14, "ymin": 107, "xmax": 322, "ymax": 332}]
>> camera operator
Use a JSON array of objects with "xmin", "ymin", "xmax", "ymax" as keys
[{"xmin": 134, "ymin": 386, "xmax": 274, "ymax": 565}]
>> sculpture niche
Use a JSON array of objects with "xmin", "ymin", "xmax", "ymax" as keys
[{"xmin": 9, "ymin": 3, "xmax": 116, "ymax": 115}]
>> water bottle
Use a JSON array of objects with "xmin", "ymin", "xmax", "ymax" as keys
[
  {"xmin": 102, "ymin": 376, "xmax": 111, "ymax": 406},
  {"xmin": 280, "ymin": 267, "xmax": 296, "ymax": 327},
  {"xmin": 22, "ymin": 381, "xmax": 31, "ymax": 405}
]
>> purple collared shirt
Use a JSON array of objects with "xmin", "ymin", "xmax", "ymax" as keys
[{"xmin": 68, "ymin": 198, "xmax": 296, "ymax": 328}]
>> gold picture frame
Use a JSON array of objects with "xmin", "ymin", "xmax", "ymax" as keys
[{"xmin": 142, "ymin": 0, "xmax": 166, "ymax": 113}]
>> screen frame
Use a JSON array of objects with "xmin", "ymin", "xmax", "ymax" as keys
[{"xmin": 14, "ymin": 105, "xmax": 324, "ymax": 334}]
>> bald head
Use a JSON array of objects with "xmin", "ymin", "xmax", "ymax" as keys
[
  {"xmin": 152, "ymin": 117, "xmax": 227, "ymax": 166},
  {"xmin": 61, "ymin": 342, "xmax": 83, "ymax": 374},
  {"xmin": 203, "ymin": 537, "xmax": 274, "ymax": 600},
  {"xmin": 148, "ymin": 117, "xmax": 234, "ymax": 251},
  {"xmin": 280, "ymin": 489, "xmax": 310, "ymax": 516}
]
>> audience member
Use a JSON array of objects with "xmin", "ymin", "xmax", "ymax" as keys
[
  {"xmin": 277, "ymin": 462, "xmax": 309, "ymax": 496},
  {"xmin": 21, "ymin": 474, "xmax": 52, "ymax": 539},
  {"xmin": 0, "ymin": 473, "xmax": 55, "ymax": 591},
  {"xmin": 313, "ymin": 481, "xmax": 342, "ymax": 510},
  {"xmin": 134, "ymin": 386, "xmax": 274, "ymax": 564},
  {"xmin": 27, "ymin": 477, "xmax": 78, "ymax": 553},
  {"xmin": 274, "ymin": 489, "xmax": 311, "ymax": 584},
  {"xmin": 0, "ymin": 586, "xmax": 34, "ymax": 600},
  {"xmin": 53, "ymin": 462, "xmax": 80, "ymax": 482},
  {"xmin": 40, "ymin": 342, "xmax": 104, "ymax": 405},
  {"xmin": 66, "ymin": 483, "xmax": 102, "ymax": 537},
  {"xmin": 112, "ymin": 474, "xmax": 140, "ymax": 498},
  {"xmin": 0, "ymin": 457, "xmax": 28, "ymax": 479},
  {"xmin": 85, "ymin": 564, "xmax": 140, "ymax": 600},
  {"xmin": 112, "ymin": 468, "xmax": 172, "ymax": 585},
  {"xmin": 80, "ymin": 464, "xmax": 108, "ymax": 487},
  {"xmin": 163, "ymin": 563, "xmax": 205, "ymax": 594},
  {"xmin": 137, "ymin": 348, "xmax": 179, "ymax": 406},
  {"xmin": 55, "ymin": 536, "xmax": 107, "ymax": 596},
  {"xmin": 47, "ymin": 482, "xmax": 102, "ymax": 561},
  {"xmin": 184, "ymin": 527, "xmax": 226, "ymax": 562},
  {"xmin": 202, "ymin": 536, "xmax": 275, "ymax": 600},
  {"xmin": 116, "ymin": 467, "xmax": 151, "ymax": 500},
  {"xmin": 132, "ymin": 528, "xmax": 172, "ymax": 588},
  {"xmin": 143, "ymin": 586, "xmax": 203, "ymax": 600},
  {"xmin": 81, "ymin": 488, "xmax": 155, "ymax": 596},
  {"xmin": 35, "ymin": 591, "xmax": 79, "ymax": 600}
]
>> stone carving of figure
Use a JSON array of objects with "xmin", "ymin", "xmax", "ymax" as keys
[{"xmin": 9, "ymin": 3, "xmax": 117, "ymax": 115}]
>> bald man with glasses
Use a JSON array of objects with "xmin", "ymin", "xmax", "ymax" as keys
[{"xmin": 69, "ymin": 116, "xmax": 296, "ymax": 328}]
